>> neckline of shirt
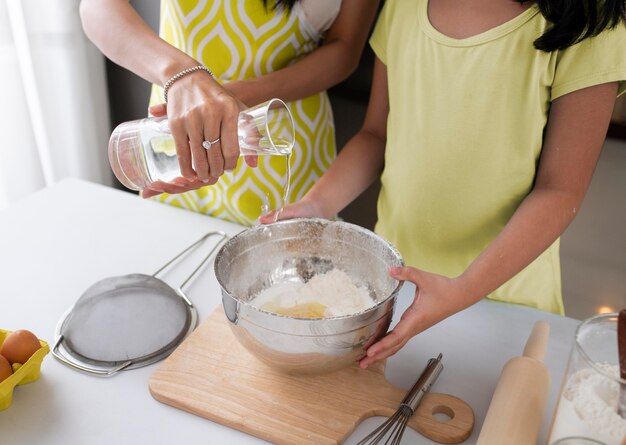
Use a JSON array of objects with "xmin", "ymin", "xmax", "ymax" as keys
[{"xmin": 419, "ymin": 0, "xmax": 541, "ymax": 47}]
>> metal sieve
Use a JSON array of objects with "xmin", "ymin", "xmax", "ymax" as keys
[{"xmin": 52, "ymin": 231, "xmax": 228, "ymax": 376}]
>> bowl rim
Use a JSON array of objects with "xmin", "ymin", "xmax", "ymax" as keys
[
  {"xmin": 214, "ymin": 217, "xmax": 405, "ymax": 321},
  {"xmin": 574, "ymin": 312, "xmax": 626, "ymax": 385}
]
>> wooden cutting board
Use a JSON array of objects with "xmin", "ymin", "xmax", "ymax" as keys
[{"xmin": 149, "ymin": 306, "xmax": 474, "ymax": 445}]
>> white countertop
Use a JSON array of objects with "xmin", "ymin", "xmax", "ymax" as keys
[{"xmin": 0, "ymin": 178, "xmax": 580, "ymax": 444}]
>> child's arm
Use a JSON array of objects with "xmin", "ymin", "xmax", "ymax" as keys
[
  {"xmin": 360, "ymin": 81, "xmax": 619, "ymax": 368},
  {"xmin": 259, "ymin": 57, "xmax": 391, "ymax": 222},
  {"xmin": 459, "ymin": 82, "xmax": 618, "ymax": 304}
]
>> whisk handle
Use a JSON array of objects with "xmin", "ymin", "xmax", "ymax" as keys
[{"xmin": 401, "ymin": 353, "xmax": 444, "ymax": 412}]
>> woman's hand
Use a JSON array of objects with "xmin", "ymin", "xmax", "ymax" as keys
[
  {"xmin": 359, "ymin": 266, "xmax": 468, "ymax": 369},
  {"xmin": 258, "ymin": 197, "xmax": 324, "ymax": 224},
  {"xmin": 164, "ymin": 71, "xmax": 242, "ymax": 183},
  {"xmin": 144, "ymin": 87, "xmax": 258, "ymax": 198}
]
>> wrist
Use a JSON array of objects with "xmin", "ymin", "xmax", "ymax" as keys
[
  {"xmin": 294, "ymin": 195, "xmax": 320, "ymax": 219},
  {"xmin": 225, "ymin": 78, "xmax": 264, "ymax": 108},
  {"xmin": 158, "ymin": 56, "xmax": 203, "ymax": 87},
  {"xmin": 301, "ymin": 191, "xmax": 334, "ymax": 219},
  {"xmin": 452, "ymin": 270, "xmax": 486, "ymax": 306},
  {"xmin": 408, "ymin": 286, "xmax": 454, "ymax": 334},
  {"xmin": 162, "ymin": 65, "xmax": 216, "ymax": 103}
]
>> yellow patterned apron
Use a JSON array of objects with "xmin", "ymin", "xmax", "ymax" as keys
[{"xmin": 150, "ymin": 0, "xmax": 336, "ymax": 225}]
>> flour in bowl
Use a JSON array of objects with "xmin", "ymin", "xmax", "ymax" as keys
[
  {"xmin": 548, "ymin": 363, "xmax": 626, "ymax": 444},
  {"xmin": 251, "ymin": 268, "xmax": 376, "ymax": 318}
]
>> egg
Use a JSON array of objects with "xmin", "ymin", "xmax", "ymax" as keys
[
  {"xmin": 0, "ymin": 354, "xmax": 12, "ymax": 382},
  {"xmin": 0, "ymin": 330, "xmax": 41, "ymax": 365},
  {"xmin": 261, "ymin": 302, "xmax": 328, "ymax": 318}
]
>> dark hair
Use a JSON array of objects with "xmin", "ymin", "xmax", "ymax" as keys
[
  {"xmin": 262, "ymin": 0, "xmax": 298, "ymax": 12},
  {"xmin": 522, "ymin": 0, "xmax": 626, "ymax": 51}
]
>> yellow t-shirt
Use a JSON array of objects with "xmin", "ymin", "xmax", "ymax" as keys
[{"xmin": 370, "ymin": 0, "xmax": 626, "ymax": 313}]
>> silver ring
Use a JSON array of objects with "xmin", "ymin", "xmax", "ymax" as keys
[{"xmin": 202, "ymin": 138, "xmax": 220, "ymax": 150}]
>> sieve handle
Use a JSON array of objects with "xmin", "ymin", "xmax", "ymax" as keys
[
  {"xmin": 152, "ymin": 231, "xmax": 228, "ymax": 279},
  {"xmin": 52, "ymin": 335, "xmax": 132, "ymax": 377},
  {"xmin": 178, "ymin": 232, "xmax": 229, "ymax": 295}
]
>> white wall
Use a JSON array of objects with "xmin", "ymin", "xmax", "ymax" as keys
[
  {"xmin": 560, "ymin": 137, "xmax": 626, "ymax": 319},
  {"xmin": 0, "ymin": 0, "xmax": 112, "ymax": 209}
]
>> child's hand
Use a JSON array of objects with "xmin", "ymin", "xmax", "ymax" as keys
[
  {"xmin": 359, "ymin": 266, "xmax": 466, "ymax": 368},
  {"xmin": 258, "ymin": 198, "xmax": 324, "ymax": 224}
]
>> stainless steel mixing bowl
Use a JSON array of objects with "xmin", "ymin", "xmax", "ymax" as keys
[{"xmin": 214, "ymin": 218, "xmax": 404, "ymax": 375}]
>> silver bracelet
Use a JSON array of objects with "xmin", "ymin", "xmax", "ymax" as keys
[{"xmin": 162, "ymin": 65, "xmax": 215, "ymax": 103}]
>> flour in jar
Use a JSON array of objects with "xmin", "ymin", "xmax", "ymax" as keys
[
  {"xmin": 251, "ymin": 268, "xmax": 376, "ymax": 318},
  {"xmin": 548, "ymin": 363, "xmax": 626, "ymax": 445}
]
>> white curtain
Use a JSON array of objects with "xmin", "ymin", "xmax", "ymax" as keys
[{"xmin": 0, "ymin": 0, "xmax": 112, "ymax": 209}]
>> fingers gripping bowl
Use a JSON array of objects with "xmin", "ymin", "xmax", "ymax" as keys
[{"xmin": 214, "ymin": 218, "xmax": 404, "ymax": 375}]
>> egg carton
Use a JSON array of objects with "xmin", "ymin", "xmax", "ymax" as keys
[{"xmin": 0, "ymin": 329, "xmax": 49, "ymax": 410}]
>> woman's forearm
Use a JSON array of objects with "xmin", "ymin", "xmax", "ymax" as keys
[
  {"xmin": 81, "ymin": 0, "xmax": 244, "ymax": 187},
  {"xmin": 231, "ymin": 41, "xmax": 364, "ymax": 105},
  {"xmin": 81, "ymin": 0, "xmax": 378, "ymax": 107},
  {"xmin": 225, "ymin": 0, "xmax": 380, "ymax": 105},
  {"xmin": 79, "ymin": 0, "xmax": 198, "ymax": 86}
]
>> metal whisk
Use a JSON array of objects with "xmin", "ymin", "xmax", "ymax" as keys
[{"xmin": 356, "ymin": 353, "xmax": 444, "ymax": 445}]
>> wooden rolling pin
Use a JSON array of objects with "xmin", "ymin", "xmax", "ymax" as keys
[{"xmin": 477, "ymin": 321, "xmax": 551, "ymax": 445}]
